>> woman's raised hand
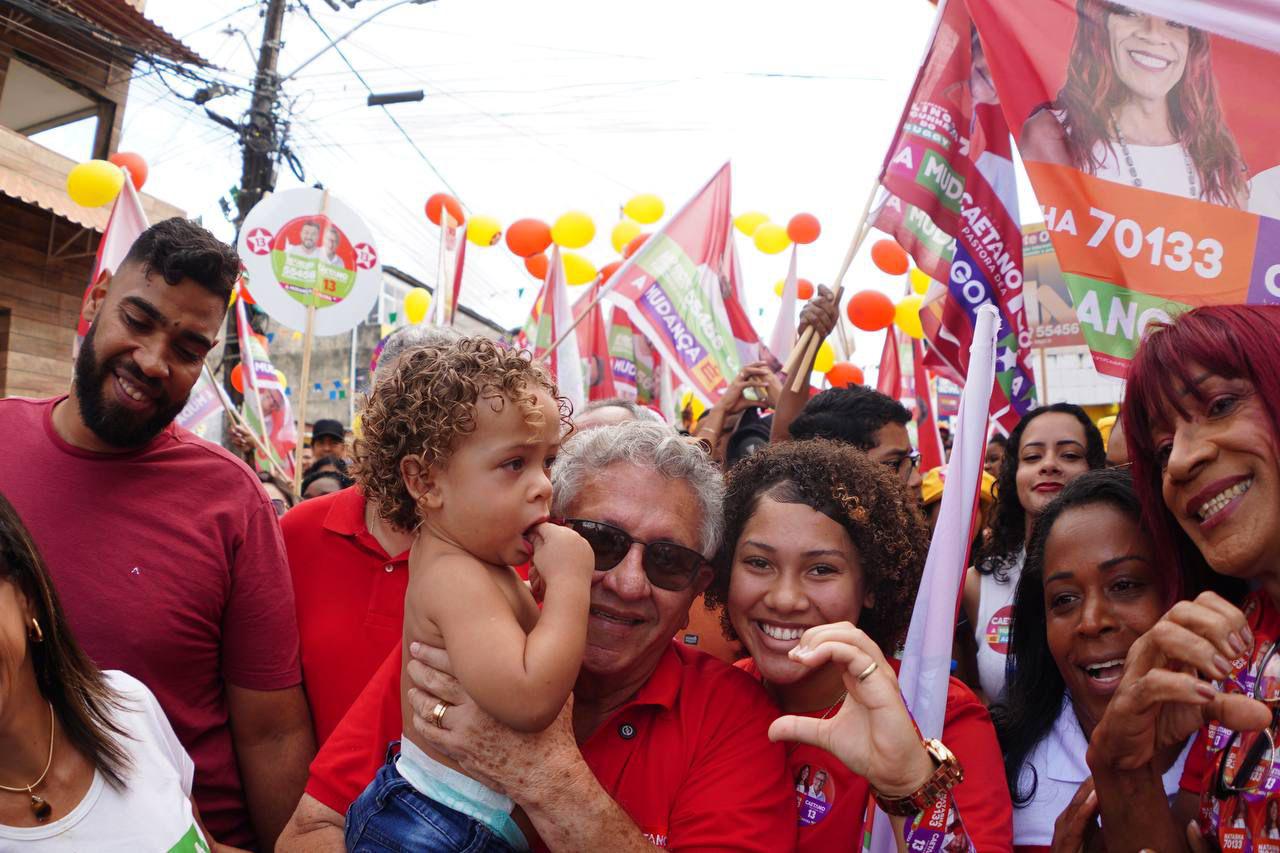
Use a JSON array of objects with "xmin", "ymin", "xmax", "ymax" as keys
[{"xmin": 767, "ymin": 622, "xmax": 935, "ymax": 797}]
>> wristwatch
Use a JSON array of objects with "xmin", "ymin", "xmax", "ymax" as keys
[{"xmin": 872, "ymin": 739, "xmax": 965, "ymax": 816}]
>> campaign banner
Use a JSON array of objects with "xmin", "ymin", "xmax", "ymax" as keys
[
  {"xmin": 607, "ymin": 307, "xmax": 639, "ymax": 400},
  {"xmin": 969, "ymin": 0, "xmax": 1280, "ymax": 378},
  {"xmin": 1023, "ymin": 223, "xmax": 1087, "ymax": 348},
  {"xmin": 175, "ymin": 368, "xmax": 225, "ymax": 443},
  {"xmin": 235, "ymin": 295, "xmax": 296, "ymax": 478},
  {"xmin": 597, "ymin": 163, "xmax": 742, "ymax": 405},
  {"xmin": 871, "ymin": 0, "xmax": 1038, "ymax": 431},
  {"xmin": 572, "ymin": 283, "xmax": 618, "ymax": 402}
]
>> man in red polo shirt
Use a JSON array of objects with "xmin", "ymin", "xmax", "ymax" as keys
[{"xmin": 279, "ymin": 422, "xmax": 794, "ymax": 851}]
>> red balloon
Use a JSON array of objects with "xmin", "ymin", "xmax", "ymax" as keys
[
  {"xmin": 108, "ymin": 152, "xmax": 148, "ymax": 190},
  {"xmin": 787, "ymin": 213, "xmax": 821, "ymax": 245},
  {"xmin": 796, "ymin": 278, "xmax": 815, "ymax": 300},
  {"xmin": 622, "ymin": 234, "xmax": 649, "ymax": 259},
  {"xmin": 870, "ymin": 239, "xmax": 910, "ymax": 276},
  {"xmin": 846, "ymin": 290, "xmax": 896, "ymax": 331},
  {"xmin": 826, "ymin": 362, "xmax": 864, "ymax": 388},
  {"xmin": 599, "ymin": 260, "xmax": 623, "ymax": 283},
  {"xmin": 230, "ymin": 363, "xmax": 245, "ymax": 394},
  {"xmin": 525, "ymin": 253, "xmax": 549, "ymax": 279},
  {"xmin": 425, "ymin": 193, "xmax": 465, "ymax": 227},
  {"xmin": 506, "ymin": 219, "xmax": 552, "ymax": 258}
]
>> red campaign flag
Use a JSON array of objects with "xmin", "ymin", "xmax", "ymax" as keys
[
  {"xmin": 529, "ymin": 247, "xmax": 585, "ymax": 411},
  {"xmin": 869, "ymin": 0, "xmax": 1036, "ymax": 433},
  {"xmin": 967, "ymin": 0, "xmax": 1280, "ymax": 379},
  {"xmin": 595, "ymin": 163, "xmax": 743, "ymax": 405},
  {"xmin": 875, "ymin": 325, "xmax": 903, "ymax": 399},
  {"xmin": 606, "ymin": 307, "xmax": 639, "ymax": 400},
  {"xmin": 913, "ymin": 338, "xmax": 945, "ymax": 472},
  {"xmin": 448, "ymin": 221, "xmax": 468, "ymax": 325},
  {"xmin": 572, "ymin": 283, "xmax": 618, "ymax": 402},
  {"xmin": 75, "ymin": 176, "xmax": 149, "ymax": 355}
]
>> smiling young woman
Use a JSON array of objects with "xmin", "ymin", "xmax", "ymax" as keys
[
  {"xmin": 703, "ymin": 440, "xmax": 1014, "ymax": 852},
  {"xmin": 961, "ymin": 404, "xmax": 1106, "ymax": 702},
  {"xmin": 991, "ymin": 469, "xmax": 1183, "ymax": 852},
  {"xmin": 1083, "ymin": 304, "xmax": 1280, "ymax": 852}
]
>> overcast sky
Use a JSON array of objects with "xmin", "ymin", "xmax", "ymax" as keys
[{"xmin": 46, "ymin": 0, "xmax": 1042, "ymax": 373}]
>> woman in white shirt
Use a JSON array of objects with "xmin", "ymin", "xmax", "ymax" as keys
[
  {"xmin": 961, "ymin": 404, "xmax": 1104, "ymax": 702},
  {"xmin": 0, "ymin": 493, "xmax": 225, "ymax": 851},
  {"xmin": 1020, "ymin": 1, "xmax": 1248, "ymax": 209},
  {"xmin": 991, "ymin": 470, "xmax": 1188, "ymax": 852}
]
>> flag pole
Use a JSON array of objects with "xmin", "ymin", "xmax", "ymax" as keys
[
  {"xmin": 784, "ymin": 179, "xmax": 881, "ymax": 392},
  {"xmin": 536, "ymin": 279, "xmax": 608, "ymax": 364},
  {"xmin": 293, "ymin": 189, "xmax": 330, "ymax": 497},
  {"xmin": 204, "ymin": 361, "xmax": 291, "ymax": 485}
]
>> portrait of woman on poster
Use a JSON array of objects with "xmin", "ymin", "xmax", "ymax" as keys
[{"xmin": 1020, "ymin": 0, "xmax": 1250, "ymax": 209}]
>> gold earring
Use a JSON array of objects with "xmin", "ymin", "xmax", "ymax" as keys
[{"xmin": 29, "ymin": 617, "xmax": 44, "ymax": 643}]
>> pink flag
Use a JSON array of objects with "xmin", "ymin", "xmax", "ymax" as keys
[
  {"xmin": 75, "ymin": 175, "xmax": 148, "ymax": 353},
  {"xmin": 573, "ymin": 282, "xmax": 618, "ymax": 402},
  {"xmin": 235, "ymin": 291, "xmax": 297, "ymax": 478},
  {"xmin": 595, "ymin": 163, "xmax": 742, "ymax": 405},
  {"xmin": 449, "ymin": 222, "xmax": 468, "ymax": 325},
  {"xmin": 876, "ymin": 326, "xmax": 903, "ymax": 399},
  {"xmin": 530, "ymin": 247, "xmax": 585, "ymax": 411},
  {"xmin": 868, "ymin": 304, "xmax": 999, "ymax": 853},
  {"xmin": 767, "ymin": 247, "xmax": 800, "ymax": 366}
]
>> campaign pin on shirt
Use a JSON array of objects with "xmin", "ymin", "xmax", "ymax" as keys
[{"xmin": 618, "ymin": 723, "xmax": 637, "ymax": 740}]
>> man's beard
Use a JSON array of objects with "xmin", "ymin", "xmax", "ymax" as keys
[{"xmin": 74, "ymin": 322, "xmax": 189, "ymax": 449}]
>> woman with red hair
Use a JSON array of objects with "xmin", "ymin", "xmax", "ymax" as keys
[
  {"xmin": 1022, "ymin": 1, "xmax": 1248, "ymax": 208},
  {"xmin": 1082, "ymin": 304, "xmax": 1280, "ymax": 851}
]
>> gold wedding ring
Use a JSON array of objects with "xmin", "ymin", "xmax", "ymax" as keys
[
  {"xmin": 856, "ymin": 661, "xmax": 878, "ymax": 682},
  {"xmin": 430, "ymin": 701, "xmax": 450, "ymax": 729}
]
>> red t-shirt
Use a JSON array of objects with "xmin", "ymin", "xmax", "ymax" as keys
[
  {"xmin": 0, "ymin": 397, "xmax": 302, "ymax": 849},
  {"xmin": 1180, "ymin": 590, "xmax": 1280, "ymax": 851},
  {"xmin": 736, "ymin": 658, "xmax": 1013, "ymax": 852},
  {"xmin": 308, "ymin": 641, "xmax": 796, "ymax": 851},
  {"xmin": 281, "ymin": 486, "xmax": 409, "ymax": 746}
]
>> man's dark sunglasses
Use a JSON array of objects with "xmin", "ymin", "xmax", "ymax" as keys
[{"xmin": 560, "ymin": 518, "xmax": 708, "ymax": 592}]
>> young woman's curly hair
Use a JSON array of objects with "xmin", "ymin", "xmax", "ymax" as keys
[
  {"xmin": 703, "ymin": 438, "xmax": 929, "ymax": 652},
  {"xmin": 353, "ymin": 337, "xmax": 571, "ymax": 531}
]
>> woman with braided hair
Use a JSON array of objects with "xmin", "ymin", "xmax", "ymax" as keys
[{"xmin": 703, "ymin": 439, "xmax": 1014, "ymax": 851}]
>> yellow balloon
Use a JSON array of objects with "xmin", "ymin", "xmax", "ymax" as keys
[
  {"xmin": 611, "ymin": 220, "xmax": 642, "ymax": 254},
  {"xmin": 623, "ymin": 194, "xmax": 664, "ymax": 225},
  {"xmin": 562, "ymin": 252, "xmax": 598, "ymax": 286},
  {"xmin": 814, "ymin": 340, "xmax": 836, "ymax": 374},
  {"xmin": 275, "ymin": 369, "xmax": 288, "ymax": 391},
  {"xmin": 753, "ymin": 223, "xmax": 791, "ymax": 255},
  {"xmin": 404, "ymin": 287, "xmax": 431, "ymax": 324},
  {"xmin": 909, "ymin": 267, "xmax": 932, "ymax": 295},
  {"xmin": 66, "ymin": 160, "xmax": 124, "ymax": 207},
  {"xmin": 551, "ymin": 211, "xmax": 596, "ymax": 249},
  {"xmin": 466, "ymin": 215, "xmax": 503, "ymax": 247},
  {"xmin": 773, "ymin": 280, "xmax": 786, "ymax": 298},
  {"xmin": 895, "ymin": 294, "xmax": 926, "ymax": 339},
  {"xmin": 734, "ymin": 211, "xmax": 768, "ymax": 237}
]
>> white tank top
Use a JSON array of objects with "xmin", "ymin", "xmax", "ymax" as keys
[{"xmin": 973, "ymin": 549, "xmax": 1024, "ymax": 701}]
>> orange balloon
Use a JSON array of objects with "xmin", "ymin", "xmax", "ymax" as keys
[
  {"xmin": 231, "ymin": 363, "xmax": 245, "ymax": 394},
  {"xmin": 826, "ymin": 362, "xmax": 864, "ymax": 388},
  {"xmin": 846, "ymin": 290, "xmax": 896, "ymax": 331},
  {"xmin": 796, "ymin": 278, "xmax": 815, "ymax": 300},
  {"xmin": 108, "ymin": 151, "xmax": 148, "ymax": 190},
  {"xmin": 506, "ymin": 218, "xmax": 552, "ymax": 258},
  {"xmin": 623, "ymin": 234, "xmax": 649, "ymax": 259},
  {"xmin": 425, "ymin": 193, "xmax": 465, "ymax": 227},
  {"xmin": 525, "ymin": 253, "xmax": 549, "ymax": 279},
  {"xmin": 870, "ymin": 239, "xmax": 910, "ymax": 276},
  {"xmin": 787, "ymin": 213, "xmax": 821, "ymax": 245},
  {"xmin": 599, "ymin": 260, "xmax": 623, "ymax": 283}
]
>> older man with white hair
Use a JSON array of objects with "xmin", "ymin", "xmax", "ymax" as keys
[{"xmin": 280, "ymin": 421, "xmax": 794, "ymax": 852}]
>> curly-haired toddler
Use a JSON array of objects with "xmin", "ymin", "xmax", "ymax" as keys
[{"xmin": 346, "ymin": 337, "xmax": 593, "ymax": 852}]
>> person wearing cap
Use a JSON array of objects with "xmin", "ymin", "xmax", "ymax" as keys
[
  {"xmin": 309, "ymin": 418, "xmax": 348, "ymax": 462},
  {"xmin": 920, "ymin": 466, "xmax": 997, "ymax": 534}
]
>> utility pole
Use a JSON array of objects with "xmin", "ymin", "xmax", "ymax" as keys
[
  {"xmin": 236, "ymin": 0, "xmax": 289, "ymax": 226},
  {"xmin": 225, "ymin": 0, "xmax": 288, "ymax": 418}
]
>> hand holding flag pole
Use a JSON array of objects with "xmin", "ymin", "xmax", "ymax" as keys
[
  {"xmin": 202, "ymin": 362, "xmax": 293, "ymax": 488},
  {"xmin": 782, "ymin": 179, "xmax": 881, "ymax": 393}
]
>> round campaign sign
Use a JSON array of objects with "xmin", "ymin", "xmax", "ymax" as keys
[{"xmin": 238, "ymin": 188, "xmax": 381, "ymax": 336}]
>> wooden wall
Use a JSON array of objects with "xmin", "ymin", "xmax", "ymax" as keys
[{"xmin": 0, "ymin": 193, "xmax": 95, "ymax": 399}]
